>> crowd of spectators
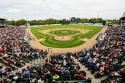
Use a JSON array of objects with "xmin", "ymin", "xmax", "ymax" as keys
[
  {"xmin": 74, "ymin": 25, "xmax": 125, "ymax": 83},
  {"xmin": 0, "ymin": 25, "xmax": 125, "ymax": 83},
  {"xmin": 41, "ymin": 54, "xmax": 91, "ymax": 83},
  {"xmin": 0, "ymin": 64, "xmax": 44, "ymax": 83},
  {"xmin": 0, "ymin": 26, "xmax": 48, "ymax": 82},
  {"xmin": 0, "ymin": 26, "xmax": 90, "ymax": 83},
  {"xmin": 0, "ymin": 26, "xmax": 47, "ymax": 67}
]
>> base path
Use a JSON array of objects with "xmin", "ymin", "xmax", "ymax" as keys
[{"xmin": 26, "ymin": 26, "xmax": 107, "ymax": 54}]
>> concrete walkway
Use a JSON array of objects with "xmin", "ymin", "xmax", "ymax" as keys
[{"xmin": 72, "ymin": 57, "xmax": 107, "ymax": 83}]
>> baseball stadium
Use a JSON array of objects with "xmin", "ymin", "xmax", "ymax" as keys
[{"xmin": 0, "ymin": 0, "xmax": 125, "ymax": 83}]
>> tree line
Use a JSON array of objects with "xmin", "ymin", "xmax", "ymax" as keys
[{"xmin": 0, "ymin": 18, "xmax": 119, "ymax": 26}]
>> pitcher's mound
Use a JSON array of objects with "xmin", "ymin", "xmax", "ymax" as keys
[{"xmin": 55, "ymin": 36, "xmax": 71, "ymax": 41}]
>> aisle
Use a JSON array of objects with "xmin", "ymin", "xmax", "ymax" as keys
[{"xmin": 72, "ymin": 57, "xmax": 107, "ymax": 83}]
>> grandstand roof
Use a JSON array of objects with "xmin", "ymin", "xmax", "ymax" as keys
[
  {"xmin": 0, "ymin": 18, "xmax": 6, "ymax": 20},
  {"xmin": 120, "ymin": 12, "xmax": 125, "ymax": 20},
  {"xmin": 122, "ymin": 12, "xmax": 125, "ymax": 18}
]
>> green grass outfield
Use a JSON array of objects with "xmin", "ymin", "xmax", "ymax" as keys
[{"xmin": 31, "ymin": 24, "xmax": 102, "ymax": 48}]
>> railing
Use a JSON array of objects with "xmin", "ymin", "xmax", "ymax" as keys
[{"xmin": 55, "ymin": 80, "xmax": 91, "ymax": 83}]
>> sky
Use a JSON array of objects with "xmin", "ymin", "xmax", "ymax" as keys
[{"xmin": 0, "ymin": 0, "xmax": 125, "ymax": 20}]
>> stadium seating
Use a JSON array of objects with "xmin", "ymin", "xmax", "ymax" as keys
[
  {"xmin": 73, "ymin": 25, "xmax": 125, "ymax": 82},
  {"xmin": 0, "ymin": 25, "xmax": 125, "ymax": 83}
]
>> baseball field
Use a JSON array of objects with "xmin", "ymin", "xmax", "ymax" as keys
[{"xmin": 30, "ymin": 24, "xmax": 102, "ymax": 48}]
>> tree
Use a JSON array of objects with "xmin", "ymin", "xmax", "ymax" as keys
[
  {"xmin": 102, "ymin": 20, "xmax": 106, "ymax": 25},
  {"xmin": 89, "ymin": 18, "xmax": 96, "ymax": 24},
  {"xmin": 59, "ymin": 19, "xmax": 70, "ymax": 24},
  {"xmin": 75, "ymin": 18, "xmax": 81, "ymax": 23},
  {"xmin": 8, "ymin": 20, "xmax": 16, "ymax": 25},
  {"xmin": 15, "ymin": 19, "xmax": 27, "ymax": 25}
]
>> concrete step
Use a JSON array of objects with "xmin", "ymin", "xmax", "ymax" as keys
[{"xmin": 72, "ymin": 57, "xmax": 107, "ymax": 83}]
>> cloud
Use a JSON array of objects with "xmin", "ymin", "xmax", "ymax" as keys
[
  {"xmin": 0, "ymin": 0, "xmax": 125, "ymax": 20},
  {"xmin": 6, "ymin": 8, "xmax": 20, "ymax": 13}
]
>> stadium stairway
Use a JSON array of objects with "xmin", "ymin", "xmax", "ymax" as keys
[{"xmin": 72, "ymin": 56, "xmax": 107, "ymax": 83}]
